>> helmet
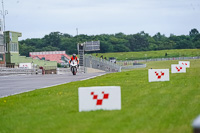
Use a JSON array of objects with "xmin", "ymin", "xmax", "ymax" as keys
[{"xmin": 73, "ymin": 54, "xmax": 76, "ymax": 58}]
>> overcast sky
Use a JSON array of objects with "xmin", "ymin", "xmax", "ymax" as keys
[{"xmin": 2, "ymin": 0, "xmax": 200, "ymax": 40}]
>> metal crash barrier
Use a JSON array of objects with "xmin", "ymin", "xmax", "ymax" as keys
[
  {"xmin": 0, "ymin": 68, "xmax": 42, "ymax": 76},
  {"xmin": 121, "ymin": 64, "xmax": 146, "ymax": 69},
  {"xmin": 117, "ymin": 56, "xmax": 200, "ymax": 66},
  {"xmin": 84, "ymin": 55, "xmax": 121, "ymax": 72}
]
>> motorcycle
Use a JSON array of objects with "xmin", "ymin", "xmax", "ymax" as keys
[{"xmin": 70, "ymin": 60, "xmax": 78, "ymax": 75}]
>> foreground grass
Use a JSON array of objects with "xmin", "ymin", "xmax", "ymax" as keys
[
  {"xmin": 92, "ymin": 49, "xmax": 200, "ymax": 60},
  {"xmin": 0, "ymin": 60, "xmax": 200, "ymax": 133}
]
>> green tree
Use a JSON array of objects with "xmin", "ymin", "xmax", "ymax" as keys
[
  {"xmin": 99, "ymin": 41, "xmax": 113, "ymax": 53},
  {"xmin": 192, "ymin": 34, "xmax": 200, "ymax": 49},
  {"xmin": 176, "ymin": 39, "xmax": 194, "ymax": 49},
  {"xmin": 189, "ymin": 28, "xmax": 199, "ymax": 37},
  {"xmin": 43, "ymin": 32, "xmax": 62, "ymax": 47},
  {"xmin": 113, "ymin": 44, "xmax": 130, "ymax": 52},
  {"xmin": 128, "ymin": 33, "xmax": 149, "ymax": 51},
  {"xmin": 60, "ymin": 38, "xmax": 77, "ymax": 54},
  {"xmin": 19, "ymin": 43, "xmax": 36, "ymax": 57},
  {"xmin": 194, "ymin": 40, "xmax": 200, "ymax": 49},
  {"xmin": 41, "ymin": 46, "xmax": 60, "ymax": 51},
  {"xmin": 18, "ymin": 28, "xmax": 199, "ymax": 55}
]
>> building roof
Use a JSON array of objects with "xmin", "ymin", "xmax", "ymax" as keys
[{"xmin": 29, "ymin": 51, "xmax": 70, "ymax": 63}]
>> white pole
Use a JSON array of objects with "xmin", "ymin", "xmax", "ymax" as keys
[{"xmin": 1, "ymin": 0, "xmax": 7, "ymax": 31}]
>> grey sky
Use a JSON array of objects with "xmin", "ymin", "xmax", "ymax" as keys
[{"xmin": 2, "ymin": 0, "xmax": 200, "ymax": 40}]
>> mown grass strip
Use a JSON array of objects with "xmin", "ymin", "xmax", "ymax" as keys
[
  {"xmin": 0, "ymin": 60, "xmax": 200, "ymax": 133},
  {"xmin": 93, "ymin": 49, "xmax": 200, "ymax": 60}
]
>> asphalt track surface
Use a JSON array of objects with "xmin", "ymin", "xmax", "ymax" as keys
[{"xmin": 0, "ymin": 72, "xmax": 106, "ymax": 98}]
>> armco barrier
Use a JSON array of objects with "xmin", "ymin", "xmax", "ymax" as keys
[
  {"xmin": 121, "ymin": 64, "xmax": 146, "ymax": 69},
  {"xmin": 0, "ymin": 68, "xmax": 42, "ymax": 76},
  {"xmin": 117, "ymin": 56, "xmax": 200, "ymax": 66},
  {"xmin": 84, "ymin": 55, "xmax": 121, "ymax": 72},
  {"xmin": 0, "ymin": 64, "xmax": 6, "ymax": 67},
  {"xmin": 57, "ymin": 68, "xmax": 71, "ymax": 74}
]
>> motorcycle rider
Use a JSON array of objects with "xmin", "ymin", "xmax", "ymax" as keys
[{"xmin": 69, "ymin": 54, "xmax": 79, "ymax": 68}]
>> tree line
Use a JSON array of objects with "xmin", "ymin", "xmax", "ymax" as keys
[{"xmin": 19, "ymin": 28, "xmax": 200, "ymax": 57}]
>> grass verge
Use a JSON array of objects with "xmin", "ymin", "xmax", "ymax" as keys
[
  {"xmin": 92, "ymin": 49, "xmax": 200, "ymax": 60},
  {"xmin": 0, "ymin": 60, "xmax": 200, "ymax": 133}
]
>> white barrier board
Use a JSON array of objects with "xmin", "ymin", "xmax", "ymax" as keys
[
  {"xmin": 179, "ymin": 61, "xmax": 190, "ymax": 68},
  {"xmin": 171, "ymin": 64, "xmax": 186, "ymax": 73},
  {"xmin": 19, "ymin": 63, "xmax": 32, "ymax": 69},
  {"xmin": 78, "ymin": 86, "xmax": 121, "ymax": 112},
  {"xmin": 148, "ymin": 69, "xmax": 169, "ymax": 82}
]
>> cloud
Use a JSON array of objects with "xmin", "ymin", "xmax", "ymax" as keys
[{"xmin": 2, "ymin": 0, "xmax": 200, "ymax": 39}]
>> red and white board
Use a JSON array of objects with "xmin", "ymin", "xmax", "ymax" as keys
[
  {"xmin": 19, "ymin": 63, "xmax": 32, "ymax": 69},
  {"xmin": 179, "ymin": 61, "xmax": 190, "ymax": 68},
  {"xmin": 78, "ymin": 86, "xmax": 121, "ymax": 112},
  {"xmin": 171, "ymin": 64, "xmax": 186, "ymax": 73},
  {"xmin": 148, "ymin": 69, "xmax": 169, "ymax": 82}
]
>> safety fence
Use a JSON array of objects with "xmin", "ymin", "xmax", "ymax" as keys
[
  {"xmin": 0, "ymin": 64, "xmax": 6, "ymax": 67},
  {"xmin": 117, "ymin": 56, "xmax": 200, "ymax": 66},
  {"xmin": 121, "ymin": 64, "xmax": 146, "ymax": 69},
  {"xmin": 0, "ymin": 68, "xmax": 42, "ymax": 76},
  {"xmin": 84, "ymin": 55, "xmax": 121, "ymax": 72},
  {"xmin": 57, "ymin": 68, "xmax": 71, "ymax": 75},
  {"xmin": 41, "ymin": 66, "xmax": 57, "ymax": 70}
]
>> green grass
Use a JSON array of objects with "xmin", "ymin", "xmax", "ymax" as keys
[
  {"xmin": 92, "ymin": 49, "xmax": 200, "ymax": 60},
  {"xmin": 0, "ymin": 59, "xmax": 200, "ymax": 133}
]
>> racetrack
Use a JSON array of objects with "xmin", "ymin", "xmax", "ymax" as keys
[{"xmin": 0, "ymin": 72, "xmax": 106, "ymax": 98}]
